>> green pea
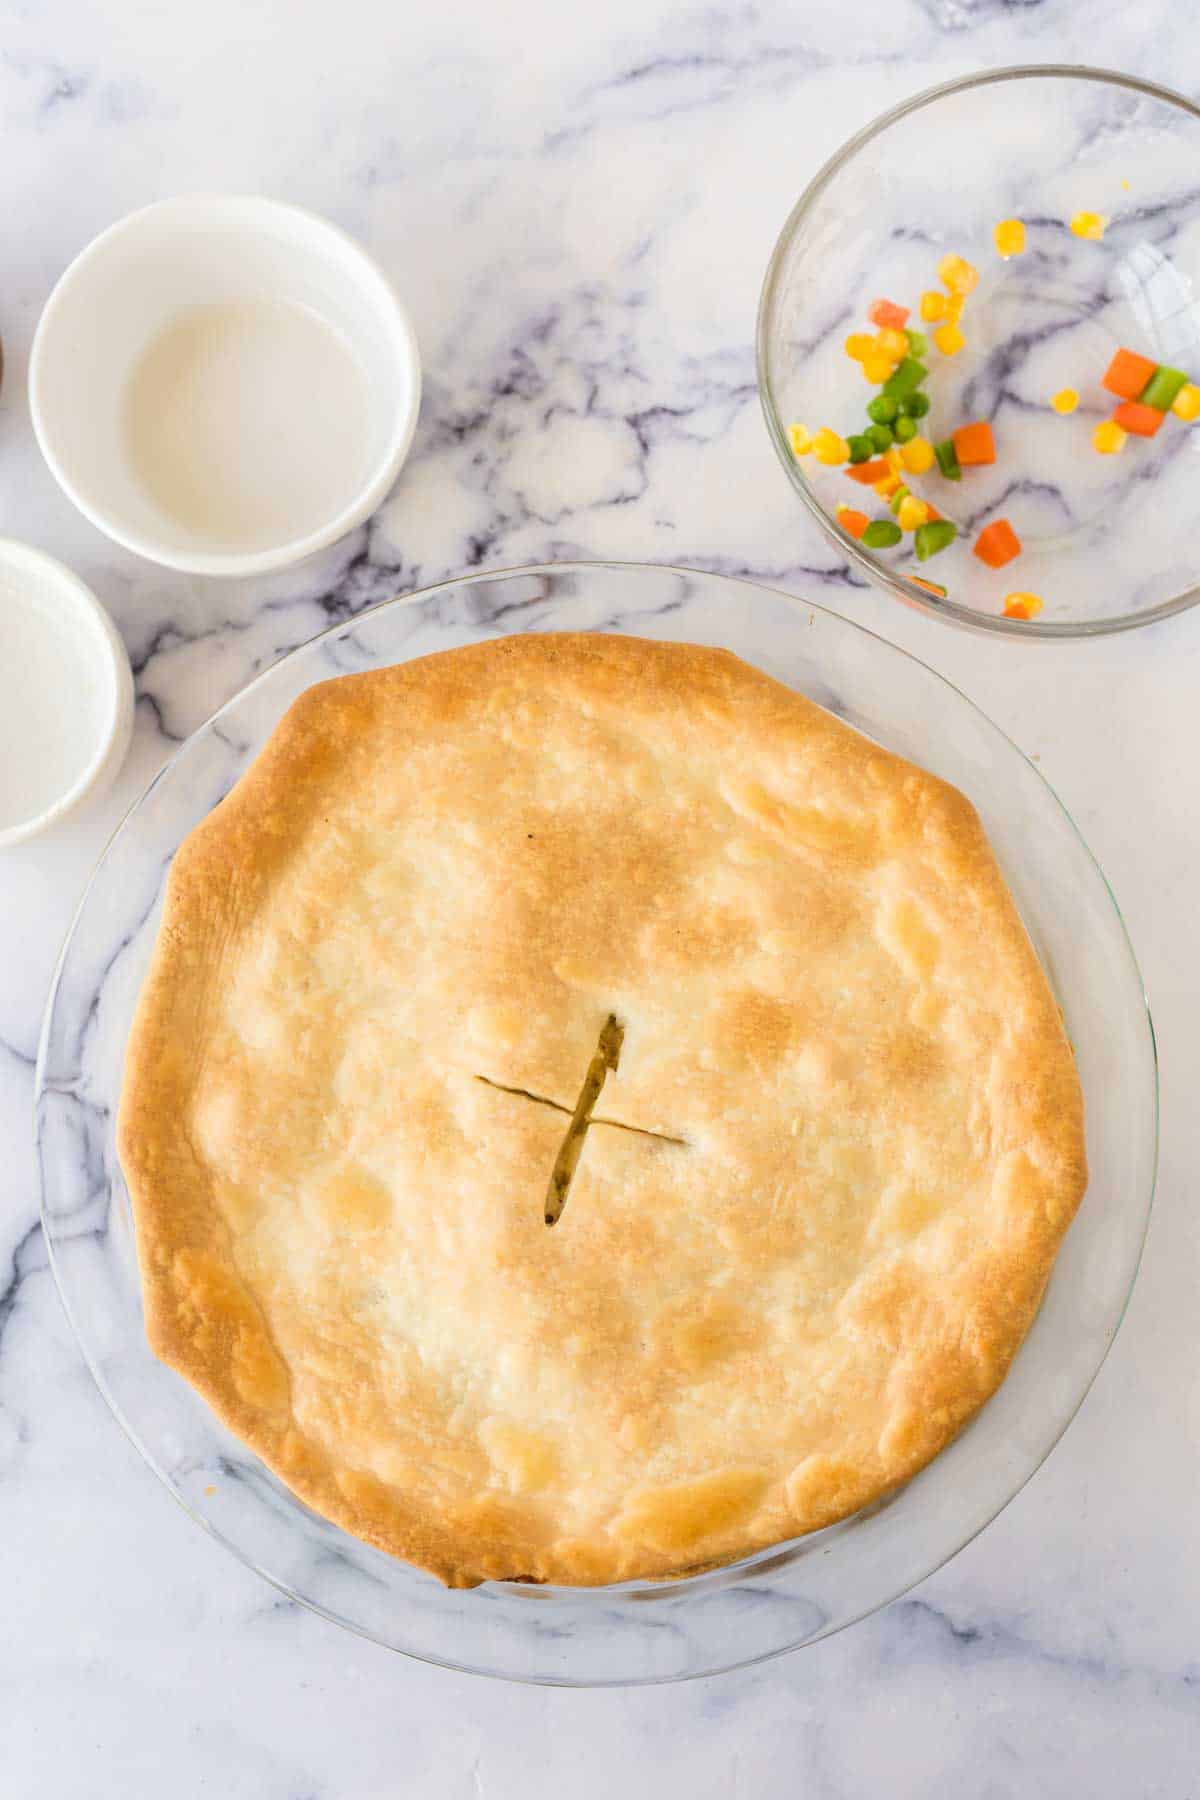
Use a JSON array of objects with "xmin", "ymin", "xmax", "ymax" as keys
[
  {"xmin": 900, "ymin": 391, "xmax": 931, "ymax": 419},
  {"xmin": 862, "ymin": 519, "xmax": 903, "ymax": 549},
  {"xmin": 867, "ymin": 394, "xmax": 899, "ymax": 425},
  {"xmin": 846, "ymin": 434, "xmax": 873, "ymax": 464},
  {"xmin": 866, "ymin": 422, "xmax": 894, "ymax": 451},
  {"xmin": 914, "ymin": 520, "xmax": 958, "ymax": 561},
  {"xmin": 894, "ymin": 415, "xmax": 918, "ymax": 443}
]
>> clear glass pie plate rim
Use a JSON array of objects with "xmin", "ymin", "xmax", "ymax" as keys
[{"xmin": 36, "ymin": 560, "xmax": 1159, "ymax": 1685}]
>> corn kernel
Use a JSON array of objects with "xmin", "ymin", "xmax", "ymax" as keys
[
  {"xmin": 844, "ymin": 333, "xmax": 874, "ymax": 362},
  {"xmin": 934, "ymin": 323, "xmax": 966, "ymax": 357},
  {"xmin": 919, "ymin": 289, "xmax": 947, "ymax": 323},
  {"xmin": 993, "ymin": 218, "xmax": 1026, "ymax": 259},
  {"xmin": 874, "ymin": 326, "xmax": 909, "ymax": 359},
  {"xmin": 884, "ymin": 447, "xmax": 905, "ymax": 475},
  {"xmin": 1172, "ymin": 382, "xmax": 1200, "ymax": 422},
  {"xmin": 873, "ymin": 473, "xmax": 901, "ymax": 499},
  {"xmin": 1092, "ymin": 420, "xmax": 1127, "ymax": 454},
  {"xmin": 900, "ymin": 435, "xmax": 935, "ymax": 474},
  {"xmin": 938, "ymin": 253, "xmax": 979, "ymax": 296},
  {"xmin": 1050, "ymin": 388, "xmax": 1079, "ymax": 415},
  {"xmin": 788, "ymin": 423, "xmax": 813, "ymax": 457},
  {"xmin": 861, "ymin": 354, "xmax": 896, "ymax": 385},
  {"xmin": 944, "ymin": 294, "xmax": 965, "ymax": 325},
  {"xmin": 812, "ymin": 428, "xmax": 849, "ymax": 466},
  {"xmin": 1070, "ymin": 211, "xmax": 1107, "ymax": 240},
  {"xmin": 897, "ymin": 495, "xmax": 930, "ymax": 532},
  {"xmin": 1003, "ymin": 592, "xmax": 1045, "ymax": 620}
]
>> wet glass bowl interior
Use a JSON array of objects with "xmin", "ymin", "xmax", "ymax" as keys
[
  {"xmin": 758, "ymin": 66, "xmax": 1200, "ymax": 635},
  {"xmin": 37, "ymin": 563, "xmax": 1157, "ymax": 1684}
]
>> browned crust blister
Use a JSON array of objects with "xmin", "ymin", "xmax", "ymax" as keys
[{"xmin": 117, "ymin": 633, "xmax": 1087, "ymax": 1587}]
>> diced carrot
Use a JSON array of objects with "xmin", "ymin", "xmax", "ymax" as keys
[
  {"xmin": 868, "ymin": 298, "xmax": 910, "ymax": 331},
  {"xmin": 973, "ymin": 519, "xmax": 1022, "ymax": 568},
  {"xmin": 1111, "ymin": 399, "xmax": 1165, "ymax": 437},
  {"xmin": 845, "ymin": 458, "xmax": 891, "ymax": 484},
  {"xmin": 952, "ymin": 421, "xmax": 996, "ymax": 466},
  {"xmin": 911, "ymin": 575, "xmax": 948, "ymax": 598},
  {"xmin": 1102, "ymin": 348, "xmax": 1158, "ymax": 401},
  {"xmin": 835, "ymin": 505, "xmax": 869, "ymax": 539},
  {"xmin": 923, "ymin": 503, "xmax": 942, "ymax": 522}
]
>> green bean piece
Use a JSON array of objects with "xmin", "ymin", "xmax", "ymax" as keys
[
  {"xmin": 914, "ymin": 519, "xmax": 958, "ymax": 561},
  {"xmin": 905, "ymin": 329, "xmax": 929, "ymax": 358},
  {"xmin": 882, "ymin": 357, "xmax": 928, "ymax": 400},
  {"xmin": 934, "ymin": 438, "xmax": 962, "ymax": 480},
  {"xmin": 1138, "ymin": 364, "xmax": 1189, "ymax": 411},
  {"xmin": 889, "ymin": 484, "xmax": 911, "ymax": 517},
  {"xmin": 862, "ymin": 519, "xmax": 902, "ymax": 549}
]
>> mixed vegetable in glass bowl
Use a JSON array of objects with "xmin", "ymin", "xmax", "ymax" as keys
[{"xmin": 758, "ymin": 66, "xmax": 1200, "ymax": 636}]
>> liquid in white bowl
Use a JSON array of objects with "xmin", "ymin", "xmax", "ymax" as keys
[
  {"xmin": 124, "ymin": 298, "xmax": 374, "ymax": 552},
  {"xmin": 0, "ymin": 542, "xmax": 132, "ymax": 845}
]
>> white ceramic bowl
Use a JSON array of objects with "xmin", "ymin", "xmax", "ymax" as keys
[
  {"xmin": 0, "ymin": 539, "xmax": 134, "ymax": 848},
  {"xmin": 30, "ymin": 196, "xmax": 421, "ymax": 577}
]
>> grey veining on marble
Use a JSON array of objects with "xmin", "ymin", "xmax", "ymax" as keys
[{"xmin": 2, "ymin": 0, "xmax": 1200, "ymax": 1794}]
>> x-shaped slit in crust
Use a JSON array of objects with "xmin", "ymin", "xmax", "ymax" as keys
[
  {"xmin": 474, "ymin": 1076, "xmax": 686, "ymax": 1143},
  {"xmin": 474, "ymin": 1015, "xmax": 685, "ymax": 1226}
]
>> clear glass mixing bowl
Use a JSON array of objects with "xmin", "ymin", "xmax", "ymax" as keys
[{"xmin": 758, "ymin": 66, "xmax": 1200, "ymax": 635}]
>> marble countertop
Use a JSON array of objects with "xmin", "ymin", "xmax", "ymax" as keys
[{"xmin": 3, "ymin": 1, "xmax": 1198, "ymax": 1792}]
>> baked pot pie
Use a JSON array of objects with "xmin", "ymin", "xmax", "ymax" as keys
[{"xmin": 118, "ymin": 633, "xmax": 1087, "ymax": 1587}]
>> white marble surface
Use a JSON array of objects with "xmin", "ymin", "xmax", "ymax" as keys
[{"xmin": 2, "ymin": 0, "xmax": 1199, "ymax": 1791}]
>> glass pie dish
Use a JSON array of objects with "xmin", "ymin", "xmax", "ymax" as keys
[{"xmin": 37, "ymin": 562, "xmax": 1157, "ymax": 1684}]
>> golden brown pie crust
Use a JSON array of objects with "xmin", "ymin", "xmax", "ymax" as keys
[{"xmin": 118, "ymin": 633, "xmax": 1087, "ymax": 1587}]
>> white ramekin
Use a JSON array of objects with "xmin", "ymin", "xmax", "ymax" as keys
[
  {"xmin": 30, "ymin": 195, "xmax": 422, "ymax": 578},
  {"xmin": 0, "ymin": 539, "xmax": 134, "ymax": 848}
]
